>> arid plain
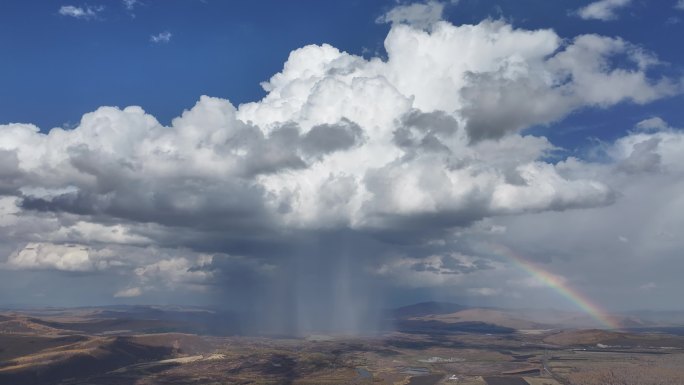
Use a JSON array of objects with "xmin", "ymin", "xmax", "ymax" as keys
[{"xmin": 1, "ymin": 303, "xmax": 683, "ymax": 385}]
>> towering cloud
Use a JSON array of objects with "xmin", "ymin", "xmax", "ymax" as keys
[{"xmin": 0, "ymin": 16, "xmax": 682, "ymax": 332}]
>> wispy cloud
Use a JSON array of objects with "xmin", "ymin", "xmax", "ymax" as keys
[
  {"xmin": 635, "ymin": 117, "xmax": 670, "ymax": 132},
  {"xmin": 376, "ymin": 0, "xmax": 447, "ymax": 30},
  {"xmin": 639, "ymin": 282, "xmax": 657, "ymax": 291},
  {"xmin": 58, "ymin": 5, "xmax": 104, "ymax": 20},
  {"xmin": 122, "ymin": 0, "xmax": 139, "ymax": 10},
  {"xmin": 576, "ymin": 0, "xmax": 631, "ymax": 21},
  {"xmin": 114, "ymin": 287, "xmax": 142, "ymax": 298},
  {"xmin": 150, "ymin": 31, "xmax": 172, "ymax": 44},
  {"xmin": 676, "ymin": 0, "xmax": 684, "ymax": 10}
]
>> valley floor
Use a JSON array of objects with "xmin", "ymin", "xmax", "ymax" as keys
[{"xmin": 1, "ymin": 308, "xmax": 683, "ymax": 385}]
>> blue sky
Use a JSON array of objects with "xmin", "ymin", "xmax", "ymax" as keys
[
  {"xmin": 2, "ymin": 0, "xmax": 682, "ymax": 150},
  {"xmin": 1, "ymin": 1, "xmax": 390, "ymax": 130},
  {"xmin": 1, "ymin": 1, "xmax": 684, "ymax": 325}
]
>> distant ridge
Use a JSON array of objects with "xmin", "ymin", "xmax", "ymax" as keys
[{"xmin": 422, "ymin": 308, "xmax": 551, "ymax": 330}]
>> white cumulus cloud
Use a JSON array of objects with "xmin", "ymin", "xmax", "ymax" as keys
[
  {"xmin": 7, "ymin": 243, "xmax": 107, "ymax": 272},
  {"xmin": 58, "ymin": 5, "xmax": 104, "ymax": 20},
  {"xmin": 1, "ymin": 19, "xmax": 678, "ymax": 245}
]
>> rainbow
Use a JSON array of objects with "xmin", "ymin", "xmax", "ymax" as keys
[{"xmin": 484, "ymin": 244, "xmax": 621, "ymax": 330}]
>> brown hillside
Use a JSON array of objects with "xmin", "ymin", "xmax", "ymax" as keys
[{"xmin": 416, "ymin": 308, "xmax": 550, "ymax": 330}]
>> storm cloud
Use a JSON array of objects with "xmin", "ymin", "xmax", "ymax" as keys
[{"xmin": 0, "ymin": 11, "xmax": 682, "ymax": 333}]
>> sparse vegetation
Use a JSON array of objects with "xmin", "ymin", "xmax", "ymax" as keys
[
  {"xmin": 566, "ymin": 354, "xmax": 684, "ymax": 385},
  {"xmin": 1, "ymin": 307, "xmax": 684, "ymax": 384}
]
